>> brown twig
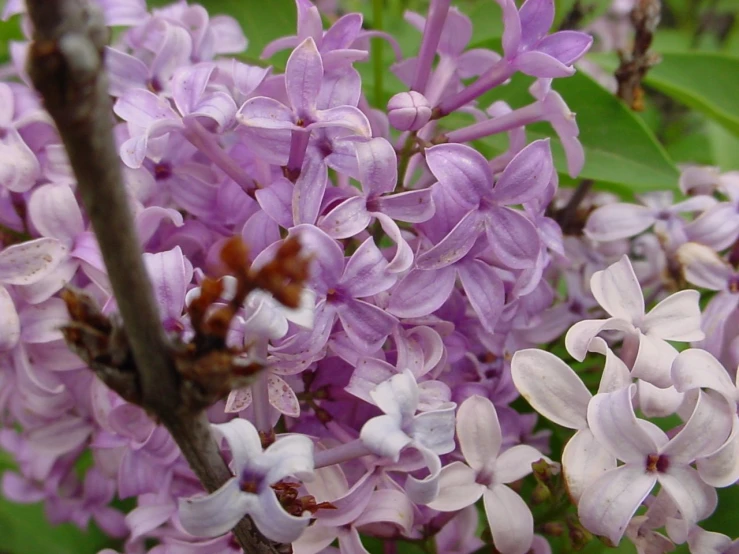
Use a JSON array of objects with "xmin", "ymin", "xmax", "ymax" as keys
[
  {"xmin": 24, "ymin": 1, "xmax": 281, "ymax": 551},
  {"xmin": 614, "ymin": 0, "xmax": 662, "ymax": 111},
  {"xmin": 557, "ymin": 1, "xmax": 594, "ymax": 31},
  {"xmin": 554, "ymin": 179, "xmax": 595, "ymax": 235}
]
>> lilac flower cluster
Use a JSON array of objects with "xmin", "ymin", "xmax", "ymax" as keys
[{"xmin": 2, "ymin": 0, "xmax": 737, "ymax": 552}]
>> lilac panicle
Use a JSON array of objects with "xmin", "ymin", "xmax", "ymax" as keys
[{"xmin": 5, "ymin": 1, "xmax": 739, "ymax": 553}]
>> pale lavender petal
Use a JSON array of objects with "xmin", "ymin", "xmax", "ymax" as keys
[
  {"xmin": 457, "ymin": 259, "xmax": 504, "ymax": 333},
  {"xmin": 483, "ymin": 485, "xmax": 534, "ymax": 554},
  {"xmin": 356, "ymin": 137, "xmax": 397, "ymax": 197},
  {"xmin": 676, "ymin": 242, "xmax": 732, "ymax": 291},
  {"xmin": 293, "ymin": 523, "xmax": 338, "ymax": 553},
  {"xmin": 142, "ymin": 246, "xmax": 191, "ymax": 321},
  {"xmin": 0, "ymin": 238, "xmax": 68, "ymax": 285},
  {"xmin": 113, "ymin": 89, "xmax": 179, "ymax": 128},
  {"xmin": 585, "ymin": 204, "xmax": 656, "ymax": 241},
  {"xmin": 426, "ymin": 462, "xmax": 483, "ymax": 512},
  {"xmin": 237, "ymin": 96, "xmax": 298, "ymax": 131},
  {"xmin": 404, "ymin": 444, "xmax": 443, "ymax": 505},
  {"xmin": 514, "ymin": 50, "xmax": 574, "ymax": 78},
  {"xmin": 370, "ymin": 369, "xmax": 419, "ymax": 418},
  {"xmin": 577, "ymin": 465, "xmax": 656, "ymax": 546},
  {"xmin": 662, "ymin": 390, "xmax": 734, "ymax": 464},
  {"xmin": 587, "ymin": 385, "xmax": 659, "ymax": 463},
  {"xmin": 345, "ymin": 357, "xmax": 396, "ymax": 405},
  {"xmin": 590, "ymin": 255, "xmax": 644, "ymax": 322},
  {"xmin": 337, "ymin": 299, "xmax": 397, "ymax": 352},
  {"xmin": 293, "ymin": 155, "xmax": 328, "ymax": 225},
  {"xmin": 492, "ymin": 139, "xmax": 553, "ymax": 205},
  {"xmin": 511, "ymin": 349, "xmax": 591, "ymax": 430},
  {"xmin": 341, "ymin": 237, "xmax": 396, "ymax": 297},
  {"xmin": 264, "ymin": 374, "xmax": 300, "ymax": 417},
  {"xmin": 413, "ymin": 403, "xmax": 456, "ymax": 454},
  {"xmin": 360, "ymin": 413, "xmax": 411, "ymax": 460},
  {"xmin": 386, "ymin": 266, "xmax": 457, "ymax": 318},
  {"xmin": 19, "ymin": 298, "xmax": 67, "ymax": 343},
  {"xmin": 416, "ymin": 210, "xmax": 484, "ymax": 270},
  {"xmin": 255, "ymin": 177, "xmax": 294, "ymax": 229},
  {"xmin": 371, "ymin": 213, "xmax": 413, "ymax": 273},
  {"xmin": 658, "ymin": 466, "xmax": 717, "ymax": 528},
  {"xmin": 562, "ymin": 428, "xmax": 616, "ymax": 502},
  {"xmin": 631, "ymin": 334, "xmax": 678, "ymax": 389},
  {"xmin": 0, "ymin": 285, "xmax": 20, "ymax": 351},
  {"xmin": 250, "ymin": 488, "xmax": 310, "ymax": 543},
  {"xmin": 371, "ymin": 188, "xmax": 435, "ymax": 223},
  {"xmin": 697, "ymin": 427, "xmax": 739, "ymax": 487},
  {"xmin": 483, "ymin": 206, "xmax": 540, "ymax": 269},
  {"xmin": 643, "ymin": 289, "xmax": 704, "ymax": 342},
  {"xmin": 536, "ymin": 31, "xmax": 592, "ymax": 65},
  {"xmin": 496, "ymin": 444, "xmax": 546, "ymax": 484},
  {"xmin": 320, "ymin": 196, "xmax": 371, "ymax": 239},
  {"xmin": 126, "ymin": 501, "xmax": 176, "ymax": 542},
  {"xmin": 211, "ymin": 419, "xmax": 262, "ymax": 474},
  {"xmin": 456, "ymin": 395, "xmax": 501, "ymax": 471},
  {"xmin": 425, "ymin": 143, "xmax": 492, "ymax": 205},
  {"xmin": 286, "ymin": 37, "xmax": 323, "ymax": 116},
  {"xmin": 0, "ymin": 130, "xmax": 40, "ymax": 192},
  {"xmin": 352, "ymin": 489, "xmax": 414, "ymax": 535},
  {"xmin": 261, "ymin": 434, "xmax": 314, "ymax": 483},
  {"xmin": 288, "ymin": 225, "xmax": 344, "ymax": 291},
  {"xmin": 311, "ymin": 106, "xmax": 372, "ymax": 136},
  {"xmin": 565, "ymin": 318, "xmax": 617, "ymax": 362},
  {"xmin": 671, "ymin": 348, "xmax": 737, "ymax": 400}
]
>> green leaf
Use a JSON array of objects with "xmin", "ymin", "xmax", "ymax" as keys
[
  {"xmin": 708, "ymin": 120, "xmax": 739, "ymax": 170},
  {"xmin": 590, "ymin": 51, "xmax": 739, "ymax": 137},
  {"xmin": 473, "ymin": 70, "xmax": 679, "ymax": 191}
]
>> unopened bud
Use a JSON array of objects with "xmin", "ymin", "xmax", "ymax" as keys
[{"xmin": 387, "ymin": 91, "xmax": 432, "ymax": 131}]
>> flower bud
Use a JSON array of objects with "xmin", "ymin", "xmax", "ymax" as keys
[{"xmin": 386, "ymin": 91, "xmax": 432, "ymax": 131}]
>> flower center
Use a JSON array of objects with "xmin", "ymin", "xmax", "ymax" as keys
[
  {"xmin": 729, "ymin": 274, "xmax": 739, "ymax": 294},
  {"xmin": 645, "ymin": 453, "xmax": 669, "ymax": 473},
  {"xmin": 154, "ymin": 161, "xmax": 173, "ymax": 181}
]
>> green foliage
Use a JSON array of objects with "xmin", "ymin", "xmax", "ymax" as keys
[{"xmin": 590, "ymin": 51, "xmax": 739, "ymax": 137}]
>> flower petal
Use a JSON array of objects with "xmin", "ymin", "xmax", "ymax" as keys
[
  {"xmin": 341, "ymin": 237, "xmax": 396, "ymax": 297},
  {"xmin": 456, "ymin": 395, "xmax": 502, "ymax": 472},
  {"xmin": 643, "ymin": 289, "xmax": 704, "ymax": 342},
  {"xmin": 662, "ymin": 390, "xmax": 734, "ymax": 464},
  {"xmin": 0, "ymin": 238, "xmax": 68, "ymax": 285},
  {"xmin": 562, "ymin": 428, "xmax": 616, "ymax": 502},
  {"xmin": 511, "ymin": 349, "xmax": 590, "ymax": 430},
  {"xmin": 178, "ymin": 478, "xmax": 253, "ymax": 538},
  {"xmin": 483, "ymin": 485, "xmax": 534, "ymax": 554},
  {"xmin": 587, "ymin": 385, "xmax": 660, "ymax": 463},
  {"xmin": 590, "ymin": 255, "xmax": 644, "ymax": 322},
  {"xmin": 426, "ymin": 462, "xmax": 483, "ymax": 512},
  {"xmin": 386, "ymin": 266, "xmax": 457, "ymax": 318},
  {"xmin": 577, "ymin": 465, "xmax": 656, "ymax": 546},
  {"xmin": 658, "ymin": 466, "xmax": 717, "ymax": 529},
  {"xmin": 457, "ymin": 259, "xmax": 504, "ymax": 333},
  {"xmin": 27, "ymin": 184, "xmax": 84, "ymax": 242},
  {"xmin": 251, "ymin": 487, "xmax": 311, "ymax": 543},
  {"xmin": 416, "ymin": 209, "xmax": 484, "ymax": 270},
  {"xmin": 336, "ymin": 299, "xmax": 397, "ymax": 352}
]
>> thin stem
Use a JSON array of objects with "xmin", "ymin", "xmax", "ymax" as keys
[
  {"xmin": 372, "ymin": 0, "xmax": 385, "ymax": 106},
  {"xmin": 412, "ymin": 0, "xmax": 452, "ymax": 94},
  {"xmin": 396, "ymin": 131, "xmax": 418, "ymax": 189},
  {"xmin": 182, "ymin": 118, "xmax": 254, "ymax": 193},
  {"xmin": 555, "ymin": 178, "xmax": 594, "ymax": 233}
]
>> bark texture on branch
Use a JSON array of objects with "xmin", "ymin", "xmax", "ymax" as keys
[{"xmin": 24, "ymin": 1, "xmax": 279, "ymax": 551}]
